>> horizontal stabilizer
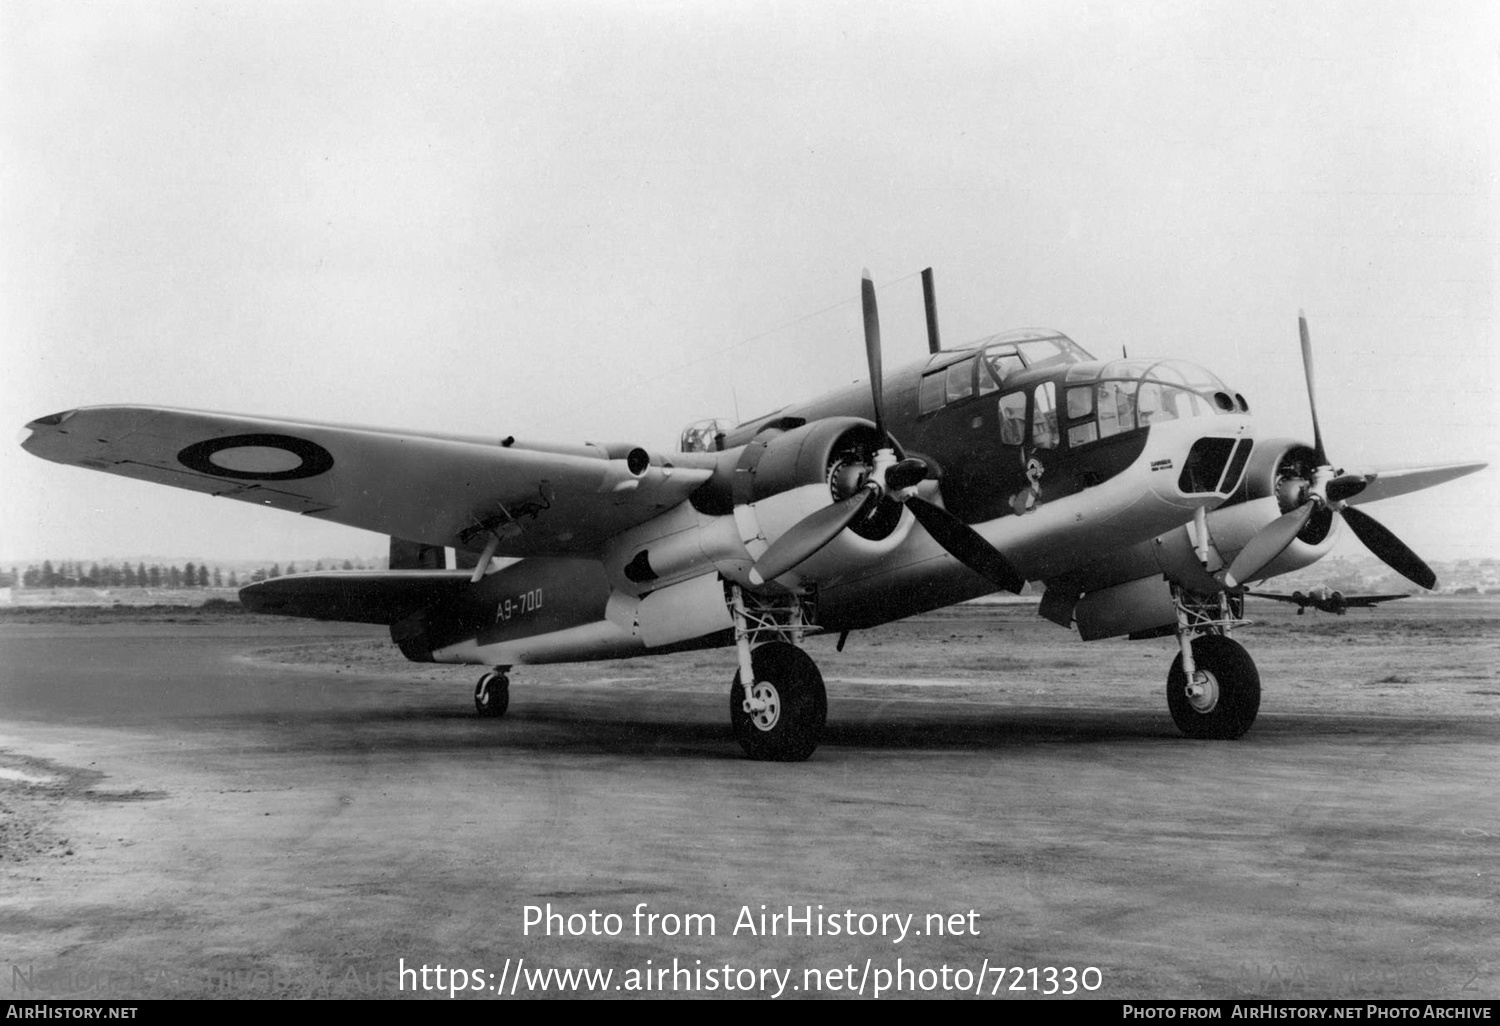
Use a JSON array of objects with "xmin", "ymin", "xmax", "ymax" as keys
[{"xmin": 240, "ymin": 571, "xmax": 475, "ymax": 625}]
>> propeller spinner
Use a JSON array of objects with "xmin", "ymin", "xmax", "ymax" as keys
[
  {"xmin": 748, "ymin": 272, "xmax": 1026, "ymax": 593},
  {"xmin": 1223, "ymin": 313, "xmax": 1435, "ymax": 590}
]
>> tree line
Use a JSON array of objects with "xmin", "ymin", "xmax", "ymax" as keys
[{"xmin": 1, "ymin": 559, "xmax": 377, "ymax": 590}]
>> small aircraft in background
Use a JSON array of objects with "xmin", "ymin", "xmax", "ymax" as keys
[
  {"xmin": 1247, "ymin": 587, "xmax": 1411, "ymax": 615},
  {"xmin": 22, "ymin": 269, "xmax": 1486, "ymax": 760}
]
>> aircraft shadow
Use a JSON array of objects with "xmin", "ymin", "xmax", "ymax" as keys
[{"xmin": 198, "ymin": 700, "xmax": 1488, "ymax": 761}]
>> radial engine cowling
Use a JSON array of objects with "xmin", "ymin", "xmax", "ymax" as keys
[
  {"xmin": 729, "ymin": 417, "xmax": 916, "ymax": 586},
  {"xmin": 1165, "ymin": 438, "xmax": 1344, "ymax": 586}
]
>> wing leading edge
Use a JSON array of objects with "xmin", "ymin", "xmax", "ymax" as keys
[{"xmin": 23, "ymin": 406, "xmax": 714, "ymax": 558}]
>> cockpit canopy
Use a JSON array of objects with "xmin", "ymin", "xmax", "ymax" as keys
[
  {"xmin": 964, "ymin": 329, "xmax": 1094, "ymax": 380},
  {"xmin": 919, "ymin": 330, "xmax": 1093, "ymax": 415},
  {"xmin": 1047, "ymin": 358, "xmax": 1248, "ymax": 449},
  {"xmin": 921, "ymin": 332, "xmax": 1247, "ymax": 452},
  {"xmin": 679, "ymin": 418, "xmax": 733, "ymax": 453}
]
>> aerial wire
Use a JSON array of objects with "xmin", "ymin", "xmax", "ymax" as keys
[{"xmin": 596, "ymin": 269, "xmax": 926, "ymax": 420}]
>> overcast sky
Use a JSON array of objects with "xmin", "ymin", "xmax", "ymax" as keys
[{"xmin": 3, "ymin": 1, "xmax": 1495, "ymax": 567}]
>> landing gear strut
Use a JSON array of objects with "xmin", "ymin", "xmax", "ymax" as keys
[
  {"xmin": 475, "ymin": 668, "xmax": 510, "ymax": 718},
  {"xmin": 728, "ymin": 585, "xmax": 826, "ymax": 761},
  {"xmin": 1167, "ymin": 585, "xmax": 1259, "ymax": 739}
]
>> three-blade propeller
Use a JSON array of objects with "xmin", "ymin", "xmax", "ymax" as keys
[
  {"xmin": 748, "ymin": 272, "xmax": 1026, "ymax": 594},
  {"xmin": 1223, "ymin": 313, "xmax": 1435, "ymax": 590}
]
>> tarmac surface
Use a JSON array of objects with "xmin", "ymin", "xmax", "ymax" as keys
[{"xmin": 1, "ymin": 600, "xmax": 1497, "ymax": 1000}]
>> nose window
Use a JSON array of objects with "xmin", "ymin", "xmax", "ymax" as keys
[{"xmin": 1177, "ymin": 437, "xmax": 1243, "ymax": 494}]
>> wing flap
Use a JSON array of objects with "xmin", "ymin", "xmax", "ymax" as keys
[
  {"xmin": 23, "ymin": 406, "xmax": 715, "ymax": 557},
  {"xmin": 108, "ymin": 459, "xmax": 337, "ymax": 514}
]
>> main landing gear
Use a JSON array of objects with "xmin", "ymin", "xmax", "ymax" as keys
[
  {"xmin": 728, "ymin": 585, "xmax": 827, "ymax": 761},
  {"xmin": 1167, "ymin": 586, "xmax": 1260, "ymax": 739},
  {"xmin": 474, "ymin": 668, "xmax": 510, "ymax": 718}
]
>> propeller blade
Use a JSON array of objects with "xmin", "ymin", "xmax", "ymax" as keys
[
  {"xmin": 885, "ymin": 457, "xmax": 929, "ymax": 492},
  {"xmin": 907, "ymin": 496, "xmax": 1026, "ymax": 594},
  {"xmin": 749, "ymin": 489, "xmax": 877, "ymax": 585},
  {"xmin": 861, "ymin": 270, "xmax": 886, "ymax": 442},
  {"xmin": 1340, "ymin": 505, "xmax": 1436, "ymax": 590},
  {"xmin": 1325, "ymin": 473, "xmax": 1369, "ymax": 505},
  {"xmin": 1298, "ymin": 312, "xmax": 1327, "ymax": 466},
  {"xmin": 1224, "ymin": 500, "xmax": 1315, "ymax": 588}
]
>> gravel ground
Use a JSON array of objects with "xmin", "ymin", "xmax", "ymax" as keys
[{"xmin": 1, "ymin": 599, "xmax": 1496, "ymax": 1000}]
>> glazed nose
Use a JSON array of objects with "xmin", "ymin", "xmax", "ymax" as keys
[{"xmin": 1176, "ymin": 437, "xmax": 1254, "ymax": 497}]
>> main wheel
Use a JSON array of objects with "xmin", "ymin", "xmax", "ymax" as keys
[
  {"xmin": 729, "ymin": 641, "xmax": 827, "ymax": 762},
  {"xmin": 1166, "ymin": 634, "xmax": 1260, "ymax": 739},
  {"xmin": 475, "ymin": 671, "xmax": 510, "ymax": 718}
]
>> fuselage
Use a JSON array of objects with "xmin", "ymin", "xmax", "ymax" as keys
[
  {"xmin": 398, "ymin": 329, "xmax": 1263, "ymax": 666},
  {"xmin": 1301, "ymin": 588, "xmax": 1348, "ymax": 613}
]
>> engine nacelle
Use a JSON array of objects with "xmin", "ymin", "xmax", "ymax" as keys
[
  {"xmin": 1068, "ymin": 438, "xmax": 1346, "ymax": 640},
  {"xmin": 729, "ymin": 417, "xmax": 916, "ymax": 586},
  {"xmin": 603, "ymin": 417, "xmax": 918, "ymax": 595},
  {"xmin": 1165, "ymin": 438, "xmax": 1343, "ymax": 580},
  {"xmin": 1209, "ymin": 437, "xmax": 1342, "ymax": 580}
]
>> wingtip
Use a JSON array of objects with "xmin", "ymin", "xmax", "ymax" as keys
[
  {"xmin": 22, "ymin": 409, "xmax": 75, "ymax": 431},
  {"xmin": 19, "ymin": 409, "xmax": 79, "ymax": 451}
]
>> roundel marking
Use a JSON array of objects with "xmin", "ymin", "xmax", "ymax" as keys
[{"xmin": 177, "ymin": 434, "xmax": 334, "ymax": 481}]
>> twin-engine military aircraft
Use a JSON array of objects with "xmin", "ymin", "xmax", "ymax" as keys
[
  {"xmin": 22, "ymin": 270, "xmax": 1485, "ymax": 760},
  {"xmin": 1248, "ymin": 588, "xmax": 1411, "ymax": 615}
]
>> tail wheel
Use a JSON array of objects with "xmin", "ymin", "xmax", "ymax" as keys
[
  {"xmin": 730, "ymin": 641, "xmax": 827, "ymax": 762},
  {"xmin": 1166, "ymin": 635, "xmax": 1260, "ymax": 739},
  {"xmin": 475, "ymin": 671, "xmax": 510, "ymax": 718}
]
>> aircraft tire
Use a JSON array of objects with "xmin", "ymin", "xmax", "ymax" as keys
[
  {"xmin": 475, "ymin": 671, "xmax": 510, "ymax": 719},
  {"xmin": 730, "ymin": 641, "xmax": 827, "ymax": 762},
  {"xmin": 1166, "ymin": 634, "xmax": 1260, "ymax": 740}
]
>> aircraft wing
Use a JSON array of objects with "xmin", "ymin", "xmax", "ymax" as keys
[
  {"xmin": 1245, "ymin": 592, "xmax": 1303, "ymax": 605},
  {"xmin": 22, "ymin": 406, "xmax": 715, "ymax": 557},
  {"xmin": 1340, "ymin": 593, "xmax": 1411, "ymax": 607},
  {"xmin": 1340, "ymin": 462, "xmax": 1487, "ymax": 506}
]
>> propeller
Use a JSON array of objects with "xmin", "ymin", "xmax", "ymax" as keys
[
  {"xmin": 1340, "ymin": 505, "xmax": 1434, "ymax": 590},
  {"xmin": 862, "ymin": 272, "xmax": 887, "ymax": 443},
  {"xmin": 906, "ymin": 496, "xmax": 1026, "ymax": 593},
  {"xmin": 1223, "ymin": 312, "xmax": 1436, "ymax": 590},
  {"xmin": 748, "ymin": 489, "xmax": 878, "ymax": 585},
  {"xmin": 748, "ymin": 271, "xmax": 1027, "ymax": 593}
]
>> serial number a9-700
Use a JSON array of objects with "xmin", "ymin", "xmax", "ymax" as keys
[{"xmin": 496, "ymin": 589, "xmax": 543, "ymax": 623}]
